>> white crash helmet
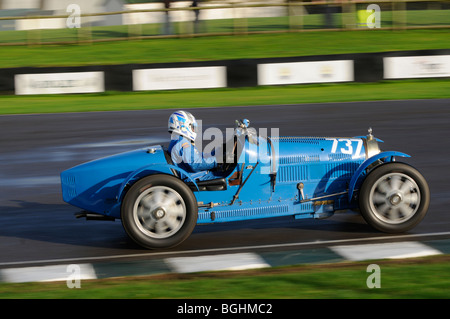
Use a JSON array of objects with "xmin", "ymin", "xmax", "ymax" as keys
[{"xmin": 168, "ymin": 110, "xmax": 198, "ymax": 141}]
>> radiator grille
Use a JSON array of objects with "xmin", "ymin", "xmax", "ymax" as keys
[
  {"xmin": 278, "ymin": 154, "xmax": 320, "ymax": 164},
  {"xmin": 277, "ymin": 165, "xmax": 308, "ymax": 182},
  {"xmin": 270, "ymin": 136, "xmax": 326, "ymax": 145},
  {"xmin": 328, "ymin": 153, "xmax": 353, "ymax": 161}
]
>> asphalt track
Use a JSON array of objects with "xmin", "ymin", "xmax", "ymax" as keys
[{"xmin": 1, "ymin": 99, "xmax": 450, "ymax": 268}]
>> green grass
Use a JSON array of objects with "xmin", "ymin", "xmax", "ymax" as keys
[
  {"xmin": 1, "ymin": 256, "xmax": 449, "ymax": 298},
  {"xmin": 1, "ymin": 79, "xmax": 449, "ymax": 115},
  {"xmin": 0, "ymin": 29, "xmax": 449, "ymax": 68}
]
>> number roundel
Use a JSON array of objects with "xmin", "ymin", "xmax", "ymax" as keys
[{"xmin": 326, "ymin": 138, "xmax": 364, "ymax": 159}]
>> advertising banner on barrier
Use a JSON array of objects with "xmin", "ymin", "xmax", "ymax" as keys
[
  {"xmin": 133, "ymin": 66, "xmax": 227, "ymax": 91},
  {"xmin": 383, "ymin": 55, "xmax": 450, "ymax": 79},
  {"xmin": 257, "ymin": 60, "xmax": 354, "ymax": 86},
  {"xmin": 15, "ymin": 72, "xmax": 104, "ymax": 95}
]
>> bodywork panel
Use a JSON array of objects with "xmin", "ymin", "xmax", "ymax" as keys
[{"xmin": 61, "ymin": 133, "xmax": 402, "ymax": 223}]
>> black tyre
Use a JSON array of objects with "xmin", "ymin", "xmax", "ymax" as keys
[
  {"xmin": 359, "ymin": 163, "xmax": 430, "ymax": 233},
  {"xmin": 121, "ymin": 174, "xmax": 198, "ymax": 249}
]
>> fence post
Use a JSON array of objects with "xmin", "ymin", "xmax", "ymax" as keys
[
  {"xmin": 128, "ymin": 20, "xmax": 142, "ymax": 39},
  {"xmin": 26, "ymin": 15, "xmax": 41, "ymax": 46},
  {"xmin": 288, "ymin": 1, "xmax": 304, "ymax": 32},
  {"xmin": 341, "ymin": 0, "xmax": 355, "ymax": 29},
  {"xmin": 78, "ymin": 17, "xmax": 92, "ymax": 44},
  {"xmin": 350, "ymin": 0, "xmax": 356, "ymax": 29},
  {"xmin": 233, "ymin": 0, "xmax": 248, "ymax": 35},
  {"xmin": 27, "ymin": 28, "xmax": 41, "ymax": 46},
  {"xmin": 298, "ymin": 1, "xmax": 304, "ymax": 30},
  {"xmin": 393, "ymin": 0, "xmax": 407, "ymax": 30},
  {"xmin": 288, "ymin": 0, "xmax": 294, "ymax": 31}
]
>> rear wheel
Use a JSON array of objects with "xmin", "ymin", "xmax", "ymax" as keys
[
  {"xmin": 359, "ymin": 163, "xmax": 430, "ymax": 233},
  {"xmin": 121, "ymin": 174, "xmax": 198, "ymax": 249}
]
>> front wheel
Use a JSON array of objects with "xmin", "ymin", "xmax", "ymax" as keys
[
  {"xmin": 359, "ymin": 163, "xmax": 430, "ymax": 233},
  {"xmin": 121, "ymin": 174, "xmax": 198, "ymax": 249}
]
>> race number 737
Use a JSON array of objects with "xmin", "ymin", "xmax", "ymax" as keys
[{"xmin": 326, "ymin": 138, "xmax": 364, "ymax": 159}]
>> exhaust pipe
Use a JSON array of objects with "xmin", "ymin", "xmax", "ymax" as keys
[{"xmin": 75, "ymin": 211, "xmax": 115, "ymax": 221}]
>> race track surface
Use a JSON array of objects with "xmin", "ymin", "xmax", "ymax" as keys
[{"xmin": 1, "ymin": 99, "xmax": 450, "ymax": 267}]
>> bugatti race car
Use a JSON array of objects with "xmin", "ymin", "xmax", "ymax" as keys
[{"xmin": 60, "ymin": 121, "xmax": 430, "ymax": 249}]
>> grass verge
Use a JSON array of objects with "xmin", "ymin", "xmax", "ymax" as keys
[
  {"xmin": 1, "ymin": 255, "xmax": 449, "ymax": 299},
  {"xmin": 1, "ymin": 79, "xmax": 449, "ymax": 115},
  {"xmin": 0, "ymin": 30, "xmax": 449, "ymax": 68}
]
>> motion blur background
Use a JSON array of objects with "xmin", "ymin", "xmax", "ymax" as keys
[
  {"xmin": 0, "ymin": 0, "xmax": 448, "ymax": 43},
  {"xmin": 0, "ymin": 0, "xmax": 449, "ymax": 96}
]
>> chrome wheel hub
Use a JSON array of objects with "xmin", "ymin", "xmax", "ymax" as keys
[
  {"xmin": 369, "ymin": 173, "xmax": 421, "ymax": 224},
  {"xmin": 389, "ymin": 193, "xmax": 402, "ymax": 206},
  {"xmin": 133, "ymin": 186, "xmax": 186, "ymax": 239},
  {"xmin": 153, "ymin": 207, "xmax": 166, "ymax": 219}
]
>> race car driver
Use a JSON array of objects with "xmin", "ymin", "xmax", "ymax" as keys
[{"xmin": 168, "ymin": 110, "xmax": 218, "ymax": 181}]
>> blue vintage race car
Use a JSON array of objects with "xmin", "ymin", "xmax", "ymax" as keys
[{"xmin": 60, "ymin": 121, "xmax": 430, "ymax": 249}]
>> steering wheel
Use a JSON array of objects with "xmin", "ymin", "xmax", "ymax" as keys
[
  {"xmin": 219, "ymin": 137, "xmax": 237, "ymax": 173},
  {"xmin": 218, "ymin": 119, "xmax": 250, "ymax": 173}
]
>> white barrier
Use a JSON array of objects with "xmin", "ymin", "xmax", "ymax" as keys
[
  {"xmin": 8, "ymin": 52, "xmax": 450, "ymax": 95},
  {"xmin": 384, "ymin": 55, "xmax": 450, "ymax": 79},
  {"xmin": 258, "ymin": 60, "xmax": 354, "ymax": 86},
  {"xmin": 133, "ymin": 66, "xmax": 227, "ymax": 91},
  {"xmin": 15, "ymin": 71, "xmax": 105, "ymax": 95}
]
